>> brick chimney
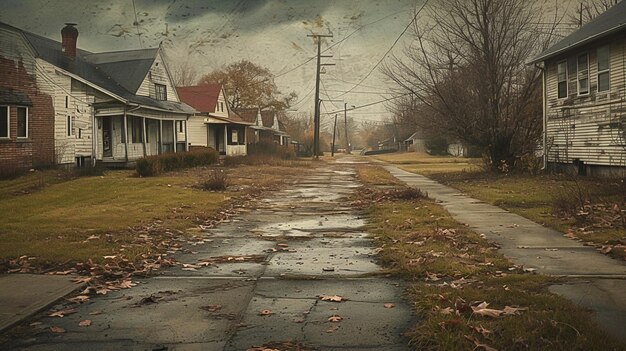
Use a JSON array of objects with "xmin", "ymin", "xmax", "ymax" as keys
[{"xmin": 61, "ymin": 23, "xmax": 78, "ymax": 60}]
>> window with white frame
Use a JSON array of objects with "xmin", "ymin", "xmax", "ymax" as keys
[
  {"xmin": 577, "ymin": 53, "xmax": 589, "ymax": 95},
  {"xmin": 17, "ymin": 107, "xmax": 28, "ymax": 138},
  {"xmin": 0, "ymin": 106, "xmax": 8, "ymax": 138},
  {"xmin": 597, "ymin": 45, "xmax": 610, "ymax": 92},
  {"xmin": 220, "ymin": 102, "xmax": 224, "ymax": 112},
  {"xmin": 557, "ymin": 61, "xmax": 567, "ymax": 98},
  {"xmin": 155, "ymin": 84, "xmax": 167, "ymax": 101},
  {"xmin": 176, "ymin": 120, "xmax": 185, "ymax": 133}
]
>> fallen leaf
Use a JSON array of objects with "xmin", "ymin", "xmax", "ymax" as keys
[
  {"xmin": 319, "ymin": 295, "xmax": 346, "ymax": 302},
  {"xmin": 383, "ymin": 303, "xmax": 395, "ymax": 309},
  {"xmin": 67, "ymin": 295, "xmax": 90, "ymax": 303},
  {"xmin": 78, "ymin": 319, "xmax": 92, "ymax": 327},
  {"xmin": 502, "ymin": 306, "xmax": 528, "ymax": 315},
  {"xmin": 439, "ymin": 307, "xmax": 454, "ymax": 315},
  {"xmin": 473, "ymin": 324, "xmax": 492, "ymax": 337},
  {"xmin": 118, "ymin": 279, "xmax": 136, "ymax": 289},
  {"xmin": 50, "ymin": 326, "xmax": 66, "ymax": 333},
  {"xmin": 182, "ymin": 263, "xmax": 201, "ymax": 269},
  {"xmin": 258, "ymin": 309, "xmax": 273, "ymax": 316},
  {"xmin": 471, "ymin": 302, "xmax": 503, "ymax": 318},
  {"xmin": 88, "ymin": 310, "xmax": 102, "ymax": 315},
  {"xmin": 48, "ymin": 308, "xmax": 77, "ymax": 318},
  {"xmin": 327, "ymin": 315, "xmax": 343, "ymax": 322},
  {"xmin": 29, "ymin": 322, "xmax": 43, "ymax": 327},
  {"xmin": 326, "ymin": 324, "xmax": 340, "ymax": 333}
]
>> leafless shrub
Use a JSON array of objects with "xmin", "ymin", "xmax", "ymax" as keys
[
  {"xmin": 200, "ymin": 170, "xmax": 228, "ymax": 191},
  {"xmin": 552, "ymin": 177, "xmax": 591, "ymax": 221}
]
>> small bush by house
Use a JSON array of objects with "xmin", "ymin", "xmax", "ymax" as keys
[
  {"xmin": 247, "ymin": 140, "xmax": 296, "ymax": 159},
  {"xmin": 136, "ymin": 148, "xmax": 219, "ymax": 177}
]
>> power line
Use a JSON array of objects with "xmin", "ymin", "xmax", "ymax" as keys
[
  {"xmin": 274, "ymin": 9, "xmax": 408, "ymax": 81},
  {"xmin": 333, "ymin": 0, "xmax": 429, "ymax": 99},
  {"xmin": 323, "ymin": 92, "xmax": 413, "ymax": 115}
]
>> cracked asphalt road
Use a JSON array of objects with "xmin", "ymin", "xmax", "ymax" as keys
[{"xmin": 4, "ymin": 159, "xmax": 414, "ymax": 351}]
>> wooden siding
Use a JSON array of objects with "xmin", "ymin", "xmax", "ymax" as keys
[
  {"xmin": 545, "ymin": 33, "xmax": 626, "ymax": 167},
  {"xmin": 136, "ymin": 52, "xmax": 179, "ymax": 103},
  {"xmin": 187, "ymin": 115, "xmax": 208, "ymax": 147},
  {"xmin": 35, "ymin": 60, "xmax": 96, "ymax": 164}
]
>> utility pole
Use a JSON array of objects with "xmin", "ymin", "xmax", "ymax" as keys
[
  {"xmin": 308, "ymin": 33, "xmax": 333, "ymax": 158},
  {"xmin": 331, "ymin": 113, "xmax": 338, "ymax": 157},
  {"xmin": 344, "ymin": 103, "xmax": 350, "ymax": 154}
]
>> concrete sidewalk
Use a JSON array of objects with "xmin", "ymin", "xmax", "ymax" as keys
[
  {"xmin": 383, "ymin": 165, "xmax": 626, "ymax": 344},
  {"xmin": 0, "ymin": 274, "xmax": 80, "ymax": 333}
]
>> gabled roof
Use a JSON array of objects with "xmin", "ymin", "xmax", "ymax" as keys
[
  {"xmin": 233, "ymin": 108, "xmax": 261, "ymax": 125},
  {"xmin": 2, "ymin": 21, "xmax": 194, "ymax": 114},
  {"xmin": 531, "ymin": 0, "xmax": 626, "ymax": 63},
  {"xmin": 260, "ymin": 110, "xmax": 276, "ymax": 128},
  {"xmin": 176, "ymin": 84, "xmax": 222, "ymax": 114},
  {"xmin": 177, "ymin": 84, "xmax": 250, "ymax": 124},
  {"xmin": 84, "ymin": 49, "xmax": 158, "ymax": 94}
]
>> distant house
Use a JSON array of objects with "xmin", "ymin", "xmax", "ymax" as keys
[
  {"xmin": 176, "ymin": 84, "xmax": 250, "ymax": 156},
  {"xmin": 404, "ymin": 131, "xmax": 427, "ymax": 153},
  {"xmin": 0, "ymin": 22, "xmax": 195, "ymax": 170},
  {"xmin": 531, "ymin": 1, "xmax": 626, "ymax": 177},
  {"xmin": 233, "ymin": 108, "xmax": 290, "ymax": 146}
]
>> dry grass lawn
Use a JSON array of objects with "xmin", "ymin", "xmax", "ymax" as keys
[
  {"xmin": 354, "ymin": 166, "xmax": 622, "ymax": 350},
  {"xmin": 368, "ymin": 152, "xmax": 626, "ymax": 260},
  {"xmin": 371, "ymin": 152, "xmax": 482, "ymax": 175},
  {"xmin": 0, "ymin": 163, "xmax": 310, "ymax": 266}
]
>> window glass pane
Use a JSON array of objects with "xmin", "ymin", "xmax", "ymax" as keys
[
  {"xmin": 17, "ymin": 107, "xmax": 27, "ymax": 138},
  {"xmin": 0, "ymin": 107, "xmax": 8, "ymax": 137},
  {"xmin": 557, "ymin": 62, "xmax": 566, "ymax": 80},
  {"xmin": 598, "ymin": 46, "xmax": 609, "ymax": 71},
  {"xmin": 578, "ymin": 54, "xmax": 588, "ymax": 67},
  {"xmin": 598, "ymin": 72, "xmax": 609, "ymax": 92},
  {"xmin": 579, "ymin": 78, "xmax": 588, "ymax": 93}
]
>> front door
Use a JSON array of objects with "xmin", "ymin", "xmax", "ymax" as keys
[{"xmin": 102, "ymin": 118, "xmax": 112, "ymax": 157}]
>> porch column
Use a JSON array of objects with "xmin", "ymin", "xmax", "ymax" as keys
[
  {"xmin": 243, "ymin": 126, "xmax": 248, "ymax": 156},
  {"xmin": 123, "ymin": 111, "xmax": 129, "ymax": 162},
  {"xmin": 184, "ymin": 119, "xmax": 189, "ymax": 151},
  {"xmin": 159, "ymin": 120, "xmax": 163, "ymax": 154},
  {"xmin": 142, "ymin": 117, "xmax": 147, "ymax": 156},
  {"xmin": 172, "ymin": 120, "xmax": 177, "ymax": 153},
  {"xmin": 224, "ymin": 124, "xmax": 228, "ymax": 154}
]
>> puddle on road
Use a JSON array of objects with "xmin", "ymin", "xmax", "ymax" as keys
[{"xmin": 253, "ymin": 214, "xmax": 366, "ymax": 235}]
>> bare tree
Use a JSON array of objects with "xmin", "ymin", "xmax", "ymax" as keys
[
  {"xmin": 167, "ymin": 51, "xmax": 200, "ymax": 87},
  {"xmin": 383, "ymin": 0, "xmax": 555, "ymax": 171},
  {"xmin": 569, "ymin": 0, "xmax": 619, "ymax": 26}
]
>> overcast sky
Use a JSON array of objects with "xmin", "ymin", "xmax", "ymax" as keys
[{"xmin": 0, "ymin": 0, "xmax": 429, "ymax": 127}]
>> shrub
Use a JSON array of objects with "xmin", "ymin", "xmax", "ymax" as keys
[
  {"xmin": 552, "ymin": 177, "xmax": 591, "ymax": 221},
  {"xmin": 136, "ymin": 148, "xmax": 219, "ymax": 177},
  {"xmin": 248, "ymin": 140, "xmax": 296, "ymax": 159},
  {"xmin": 200, "ymin": 169, "xmax": 228, "ymax": 191},
  {"xmin": 425, "ymin": 136, "xmax": 449, "ymax": 155},
  {"xmin": 517, "ymin": 153, "xmax": 542, "ymax": 175},
  {"xmin": 0, "ymin": 164, "xmax": 27, "ymax": 180}
]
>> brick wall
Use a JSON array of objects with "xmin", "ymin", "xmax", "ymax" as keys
[{"xmin": 0, "ymin": 56, "xmax": 55, "ymax": 171}]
